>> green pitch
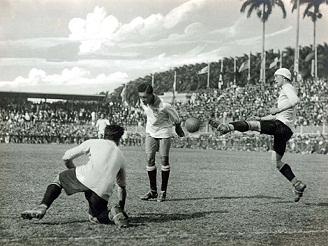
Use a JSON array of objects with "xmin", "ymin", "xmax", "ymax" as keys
[{"xmin": 1, "ymin": 144, "xmax": 327, "ymax": 245}]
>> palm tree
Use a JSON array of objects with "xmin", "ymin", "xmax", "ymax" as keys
[
  {"xmin": 240, "ymin": 0, "xmax": 287, "ymax": 84},
  {"xmin": 292, "ymin": 0, "xmax": 328, "ymax": 80}
]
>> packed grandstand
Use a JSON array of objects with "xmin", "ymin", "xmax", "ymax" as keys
[{"xmin": 0, "ymin": 75, "xmax": 326, "ymax": 155}]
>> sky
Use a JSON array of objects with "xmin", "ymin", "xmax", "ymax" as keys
[{"xmin": 0, "ymin": 0, "xmax": 327, "ymax": 95}]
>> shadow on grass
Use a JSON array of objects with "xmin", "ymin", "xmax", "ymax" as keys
[
  {"xmin": 304, "ymin": 202, "xmax": 328, "ymax": 207},
  {"xmin": 39, "ymin": 219, "xmax": 88, "ymax": 225},
  {"xmin": 129, "ymin": 210, "xmax": 228, "ymax": 226},
  {"xmin": 168, "ymin": 195, "xmax": 283, "ymax": 202}
]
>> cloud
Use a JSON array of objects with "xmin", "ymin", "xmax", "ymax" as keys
[
  {"xmin": 69, "ymin": 0, "xmax": 206, "ymax": 54},
  {"xmin": 234, "ymin": 26, "xmax": 293, "ymax": 46},
  {"xmin": 163, "ymin": 0, "xmax": 206, "ymax": 29},
  {"xmin": 0, "ymin": 66, "xmax": 129, "ymax": 94}
]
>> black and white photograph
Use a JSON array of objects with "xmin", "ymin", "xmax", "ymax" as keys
[{"xmin": 1, "ymin": 0, "xmax": 327, "ymax": 245}]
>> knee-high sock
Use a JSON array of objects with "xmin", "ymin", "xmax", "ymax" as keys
[
  {"xmin": 230, "ymin": 121, "xmax": 249, "ymax": 132},
  {"xmin": 40, "ymin": 183, "xmax": 62, "ymax": 208},
  {"xmin": 146, "ymin": 166, "xmax": 157, "ymax": 192},
  {"xmin": 161, "ymin": 165, "xmax": 170, "ymax": 192},
  {"xmin": 279, "ymin": 163, "xmax": 296, "ymax": 182}
]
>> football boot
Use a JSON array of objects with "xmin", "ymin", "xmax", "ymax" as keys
[
  {"xmin": 157, "ymin": 191, "xmax": 166, "ymax": 202},
  {"xmin": 140, "ymin": 191, "xmax": 158, "ymax": 200},
  {"xmin": 293, "ymin": 180, "xmax": 306, "ymax": 202},
  {"xmin": 21, "ymin": 204, "xmax": 47, "ymax": 220}
]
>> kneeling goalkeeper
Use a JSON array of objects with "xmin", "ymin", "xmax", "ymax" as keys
[{"xmin": 21, "ymin": 124, "xmax": 129, "ymax": 227}]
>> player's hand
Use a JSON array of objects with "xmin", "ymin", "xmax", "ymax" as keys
[
  {"xmin": 269, "ymin": 107, "xmax": 280, "ymax": 115},
  {"xmin": 175, "ymin": 123, "xmax": 185, "ymax": 137}
]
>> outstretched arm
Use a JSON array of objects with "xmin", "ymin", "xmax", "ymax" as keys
[
  {"xmin": 116, "ymin": 167, "xmax": 127, "ymax": 210},
  {"xmin": 117, "ymin": 186, "xmax": 127, "ymax": 210}
]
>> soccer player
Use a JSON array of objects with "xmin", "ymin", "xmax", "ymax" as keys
[
  {"xmin": 138, "ymin": 83, "xmax": 185, "ymax": 202},
  {"xmin": 95, "ymin": 113, "xmax": 110, "ymax": 139},
  {"xmin": 209, "ymin": 68, "xmax": 306, "ymax": 202},
  {"xmin": 21, "ymin": 124, "xmax": 129, "ymax": 227}
]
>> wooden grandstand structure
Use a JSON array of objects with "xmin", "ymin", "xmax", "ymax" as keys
[{"xmin": 0, "ymin": 91, "xmax": 106, "ymax": 102}]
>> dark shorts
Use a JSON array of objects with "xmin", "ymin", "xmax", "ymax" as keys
[
  {"xmin": 59, "ymin": 169, "xmax": 108, "ymax": 217},
  {"xmin": 260, "ymin": 120, "xmax": 293, "ymax": 156}
]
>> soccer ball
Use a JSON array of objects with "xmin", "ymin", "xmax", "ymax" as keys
[{"xmin": 185, "ymin": 117, "xmax": 201, "ymax": 133}]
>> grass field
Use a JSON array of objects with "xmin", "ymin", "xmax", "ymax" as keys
[{"xmin": 1, "ymin": 143, "xmax": 328, "ymax": 246}]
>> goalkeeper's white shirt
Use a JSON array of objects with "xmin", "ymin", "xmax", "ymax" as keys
[
  {"xmin": 140, "ymin": 95, "xmax": 181, "ymax": 138},
  {"xmin": 275, "ymin": 83, "xmax": 299, "ymax": 131},
  {"xmin": 62, "ymin": 139, "xmax": 127, "ymax": 201}
]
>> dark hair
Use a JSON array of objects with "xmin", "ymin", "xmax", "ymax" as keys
[
  {"xmin": 138, "ymin": 83, "xmax": 153, "ymax": 94},
  {"xmin": 104, "ymin": 124, "xmax": 124, "ymax": 142}
]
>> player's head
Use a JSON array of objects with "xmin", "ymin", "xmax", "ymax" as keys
[
  {"xmin": 274, "ymin": 68, "xmax": 291, "ymax": 86},
  {"xmin": 138, "ymin": 83, "xmax": 154, "ymax": 105},
  {"xmin": 104, "ymin": 124, "xmax": 125, "ymax": 145}
]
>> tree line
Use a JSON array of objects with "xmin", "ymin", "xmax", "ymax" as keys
[{"xmin": 105, "ymin": 43, "xmax": 328, "ymax": 105}]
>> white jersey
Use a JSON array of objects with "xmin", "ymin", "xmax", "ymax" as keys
[
  {"xmin": 275, "ymin": 83, "xmax": 299, "ymax": 131},
  {"xmin": 140, "ymin": 95, "xmax": 181, "ymax": 138},
  {"xmin": 62, "ymin": 139, "xmax": 127, "ymax": 201}
]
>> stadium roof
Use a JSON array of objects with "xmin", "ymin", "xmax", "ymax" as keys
[{"xmin": 0, "ymin": 91, "xmax": 106, "ymax": 101}]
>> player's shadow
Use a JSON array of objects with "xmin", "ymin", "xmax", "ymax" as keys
[
  {"xmin": 168, "ymin": 195, "xmax": 283, "ymax": 202},
  {"xmin": 39, "ymin": 219, "xmax": 87, "ymax": 225},
  {"xmin": 129, "ymin": 210, "xmax": 228, "ymax": 227},
  {"xmin": 304, "ymin": 202, "xmax": 328, "ymax": 207}
]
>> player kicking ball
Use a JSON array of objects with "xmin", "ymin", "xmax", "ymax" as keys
[
  {"xmin": 21, "ymin": 124, "xmax": 129, "ymax": 227},
  {"xmin": 209, "ymin": 68, "xmax": 306, "ymax": 202}
]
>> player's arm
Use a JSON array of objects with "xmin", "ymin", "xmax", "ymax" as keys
[
  {"xmin": 116, "ymin": 167, "xmax": 127, "ymax": 210},
  {"xmin": 165, "ymin": 105, "xmax": 185, "ymax": 137},
  {"xmin": 62, "ymin": 141, "xmax": 90, "ymax": 169},
  {"xmin": 270, "ymin": 86, "xmax": 299, "ymax": 115}
]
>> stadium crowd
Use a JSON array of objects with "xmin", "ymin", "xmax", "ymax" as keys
[{"xmin": 0, "ymin": 78, "xmax": 327, "ymax": 154}]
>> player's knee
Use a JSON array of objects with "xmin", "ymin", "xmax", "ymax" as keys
[
  {"xmin": 51, "ymin": 175, "xmax": 62, "ymax": 188},
  {"xmin": 246, "ymin": 121, "xmax": 261, "ymax": 132},
  {"xmin": 161, "ymin": 156, "xmax": 169, "ymax": 166},
  {"xmin": 276, "ymin": 161, "xmax": 285, "ymax": 170},
  {"xmin": 146, "ymin": 154, "xmax": 155, "ymax": 166}
]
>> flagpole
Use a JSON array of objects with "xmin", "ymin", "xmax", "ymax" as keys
[
  {"xmin": 247, "ymin": 52, "xmax": 251, "ymax": 82},
  {"xmin": 219, "ymin": 59, "xmax": 223, "ymax": 89},
  {"xmin": 207, "ymin": 63, "xmax": 210, "ymax": 89},
  {"xmin": 279, "ymin": 50, "xmax": 282, "ymax": 68},
  {"xmin": 173, "ymin": 71, "xmax": 176, "ymax": 105},
  {"xmin": 152, "ymin": 73, "xmax": 154, "ymax": 87},
  {"xmin": 294, "ymin": 0, "xmax": 300, "ymax": 82},
  {"xmin": 233, "ymin": 58, "xmax": 236, "ymax": 85}
]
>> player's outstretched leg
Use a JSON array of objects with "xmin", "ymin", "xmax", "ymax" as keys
[
  {"xmin": 293, "ymin": 180, "xmax": 306, "ymax": 202},
  {"xmin": 21, "ymin": 204, "xmax": 47, "ymax": 220}
]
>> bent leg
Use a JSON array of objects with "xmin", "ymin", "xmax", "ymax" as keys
[{"xmin": 40, "ymin": 176, "xmax": 62, "ymax": 208}]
